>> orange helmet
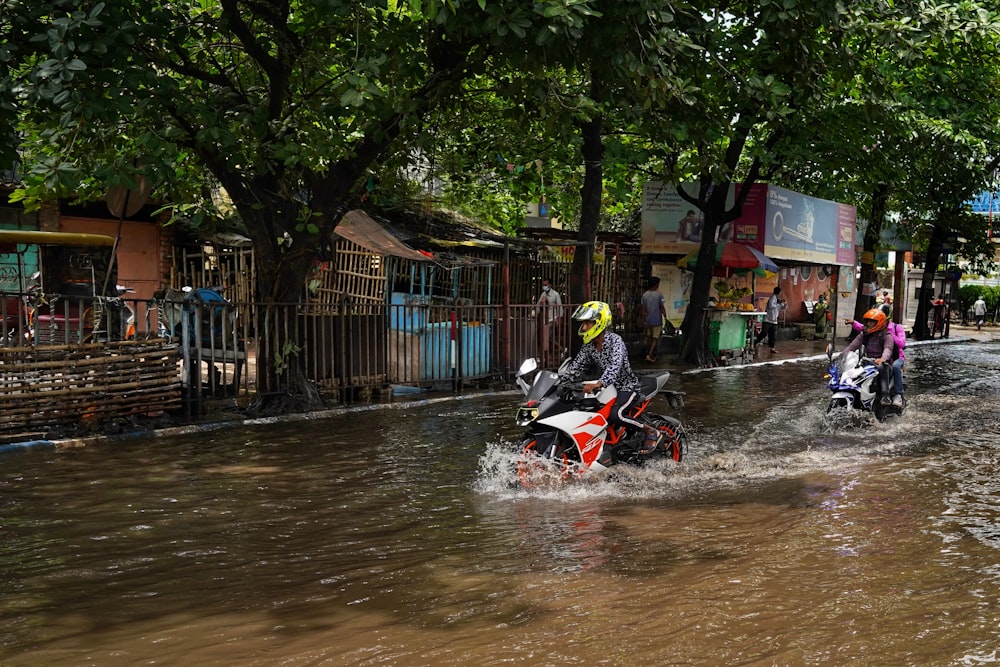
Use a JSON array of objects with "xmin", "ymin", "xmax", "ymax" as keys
[{"xmin": 862, "ymin": 307, "xmax": 887, "ymax": 334}]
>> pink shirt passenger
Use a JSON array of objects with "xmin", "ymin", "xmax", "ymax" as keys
[{"xmin": 850, "ymin": 320, "xmax": 906, "ymax": 361}]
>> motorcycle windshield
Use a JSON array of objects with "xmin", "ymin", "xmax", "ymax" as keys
[{"xmin": 525, "ymin": 371, "xmax": 558, "ymax": 404}]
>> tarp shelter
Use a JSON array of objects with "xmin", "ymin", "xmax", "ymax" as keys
[{"xmin": 335, "ymin": 209, "xmax": 435, "ymax": 264}]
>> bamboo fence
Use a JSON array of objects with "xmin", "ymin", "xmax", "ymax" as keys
[{"xmin": 0, "ymin": 340, "xmax": 182, "ymax": 436}]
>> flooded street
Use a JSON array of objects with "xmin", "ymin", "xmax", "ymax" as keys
[{"xmin": 3, "ymin": 340, "xmax": 1000, "ymax": 665}]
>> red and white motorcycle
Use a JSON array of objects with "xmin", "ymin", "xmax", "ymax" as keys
[{"xmin": 513, "ymin": 358, "xmax": 688, "ymax": 487}]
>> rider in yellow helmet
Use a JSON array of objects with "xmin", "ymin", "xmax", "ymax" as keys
[{"xmin": 563, "ymin": 301, "xmax": 664, "ymax": 454}]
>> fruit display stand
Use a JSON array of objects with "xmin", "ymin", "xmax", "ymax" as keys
[{"xmin": 707, "ymin": 308, "xmax": 765, "ymax": 364}]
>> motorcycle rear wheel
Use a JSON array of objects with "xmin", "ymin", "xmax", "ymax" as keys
[{"xmin": 647, "ymin": 415, "xmax": 688, "ymax": 462}]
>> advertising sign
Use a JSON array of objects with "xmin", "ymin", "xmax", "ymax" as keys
[
  {"xmin": 642, "ymin": 181, "xmax": 856, "ymax": 266},
  {"xmin": 538, "ymin": 241, "xmax": 606, "ymax": 264},
  {"xmin": 642, "ymin": 182, "xmax": 771, "ymax": 254},
  {"xmin": 651, "ymin": 262, "xmax": 693, "ymax": 327},
  {"xmin": 763, "ymin": 186, "xmax": 855, "ymax": 265},
  {"xmin": 729, "ymin": 183, "xmax": 767, "ymax": 250},
  {"xmin": 641, "ymin": 182, "xmax": 728, "ymax": 254}
]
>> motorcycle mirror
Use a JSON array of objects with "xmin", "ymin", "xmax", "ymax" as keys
[{"xmin": 516, "ymin": 358, "xmax": 539, "ymax": 377}]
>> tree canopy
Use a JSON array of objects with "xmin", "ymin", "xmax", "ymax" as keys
[{"xmin": 3, "ymin": 0, "xmax": 1000, "ymax": 393}]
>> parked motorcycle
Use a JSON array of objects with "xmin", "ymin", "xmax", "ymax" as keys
[
  {"xmin": 824, "ymin": 344, "xmax": 905, "ymax": 422},
  {"xmin": 150, "ymin": 285, "xmax": 233, "ymax": 344},
  {"xmin": 513, "ymin": 357, "xmax": 688, "ymax": 487}
]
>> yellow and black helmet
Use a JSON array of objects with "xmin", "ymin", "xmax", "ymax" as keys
[{"xmin": 572, "ymin": 301, "xmax": 612, "ymax": 344}]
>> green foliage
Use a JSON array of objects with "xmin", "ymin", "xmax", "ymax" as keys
[
  {"xmin": 273, "ymin": 340, "xmax": 302, "ymax": 375},
  {"xmin": 960, "ymin": 284, "xmax": 1000, "ymax": 318},
  {"xmin": 4, "ymin": 0, "xmax": 1000, "ymax": 372}
]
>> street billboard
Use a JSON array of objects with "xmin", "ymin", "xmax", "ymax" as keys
[
  {"xmin": 640, "ymin": 182, "xmax": 716, "ymax": 254},
  {"xmin": 762, "ymin": 186, "xmax": 856, "ymax": 265},
  {"xmin": 641, "ymin": 181, "xmax": 856, "ymax": 266}
]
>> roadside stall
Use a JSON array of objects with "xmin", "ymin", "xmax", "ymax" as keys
[
  {"xmin": 707, "ymin": 281, "xmax": 764, "ymax": 364},
  {"xmin": 678, "ymin": 242, "xmax": 778, "ymax": 365}
]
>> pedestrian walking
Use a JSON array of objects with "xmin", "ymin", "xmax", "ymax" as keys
[
  {"xmin": 754, "ymin": 287, "xmax": 786, "ymax": 352},
  {"xmin": 973, "ymin": 295, "xmax": 987, "ymax": 331},
  {"xmin": 641, "ymin": 277, "xmax": 667, "ymax": 363},
  {"xmin": 532, "ymin": 277, "xmax": 563, "ymax": 366}
]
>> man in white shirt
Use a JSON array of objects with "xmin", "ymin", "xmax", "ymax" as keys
[
  {"xmin": 533, "ymin": 278, "xmax": 563, "ymax": 366},
  {"xmin": 754, "ymin": 286, "xmax": 786, "ymax": 353},
  {"xmin": 973, "ymin": 295, "xmax": 988, "ymax": 331}
]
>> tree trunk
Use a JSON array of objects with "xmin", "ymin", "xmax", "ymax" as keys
[
  {"xmin": 853, "ymin": 183, "xmax": 888, "ymax": 323},
  {"xmin": 571, "ymin": 76, "xmax": 601, "ymax": 307},
  {"xmin": 569, "ymin": 73, "xmax": 602, "ymax": 355},
  {"xmin": 678, "ymin": 182, "xmax": 731, "ymax": 367},
  {"xmin": 912, "ymin": 223, "xmax": 947, "ymax": 340},
  {"xmin": 226, "ymin": 177, "xmax": 327, "ymax": 415},
  {"xmin": 677, "ymin": 125, "xmax": 762, "ymax": 368}
]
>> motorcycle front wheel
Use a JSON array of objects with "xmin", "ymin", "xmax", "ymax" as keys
[
  {"xmin": 827, "ymin": 396, "xmax": 854, "ymax": 412},
  {"xmin": 516, "ymin": 433, "xmax": 579, "ymax": 489}
]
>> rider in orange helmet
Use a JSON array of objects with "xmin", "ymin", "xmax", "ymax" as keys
[
  {"xmin": 846, "ymin": 303, "xmax": 906, "ymax": 408},
  {"xmin": 841, "ymin": 307, "xmax": 897, "ymax": 407}
]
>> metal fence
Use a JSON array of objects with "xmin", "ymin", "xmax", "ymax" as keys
[
  {"xmin": 1, "ymin": 289, "xmax": 653, "ymax": 416},
  {"xmin": 244, "ymin": 299, "xmax": 579, "ymax": 399}
]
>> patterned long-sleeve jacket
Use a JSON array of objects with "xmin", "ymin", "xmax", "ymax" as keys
[{"xmin": 563, "ymin": 331, "xmax": 642, "ymax": 394}]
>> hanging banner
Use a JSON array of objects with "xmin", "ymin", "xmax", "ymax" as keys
[{"xmin": 539, "ymin": 242, "xmax": 605, "ymax": 265}]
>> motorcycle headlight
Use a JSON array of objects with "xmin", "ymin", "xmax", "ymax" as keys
[{"xmin": 515, "ymin": 407, "xmax": 538, "ymax": 427}]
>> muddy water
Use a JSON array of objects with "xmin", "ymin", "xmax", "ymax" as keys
[{"xmin": 2, "ymin": 341, "xmax": 1000, "ymax": 665}]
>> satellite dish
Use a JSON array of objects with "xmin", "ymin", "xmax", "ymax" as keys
[{"xmin": 106, "ymin": 173, "xmax": 151, "ymax": 218}]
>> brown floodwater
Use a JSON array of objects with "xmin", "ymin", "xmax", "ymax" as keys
[{"xmin": 2, "ymin": 340, "xmax": 1000, "ymax": 666}]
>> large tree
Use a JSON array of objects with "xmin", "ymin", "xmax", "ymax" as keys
[
  {"xmin": 771, "ymin": 2, "xmax": 1000, "ymax": 333},
  {"xmin": 0, "ymin": 0, "xmax": 597, "ymax": 413},
  {"xmin": 414, "ymin": 1, "xmax": 700, "ymax": 316},
  {"xmin": 659, "ymin": 1, "xmax": 852, "ymax": 367}
]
